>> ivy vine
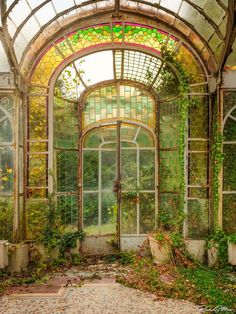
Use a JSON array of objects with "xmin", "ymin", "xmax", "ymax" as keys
[
  {"xmin": 160, "ymin": 48, "xmax": 200, "ymax": 232},
  {"xmin": 211, "ymin": 127, "xmax": 224, "ymax": 229}
]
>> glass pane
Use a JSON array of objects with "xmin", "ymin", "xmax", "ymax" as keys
[
  {"xmin": 223, "ymin": 91, "xmax": 236, "ymax": 116},
  {"xmin": 139, "ymin": 150, "xmax": 155, "ymax": 190},
  {"xmin": 223, "ymin": 144, "xmax": 236, "ymax": 191},
  {"xmin": 224, "ymin": 113, "xmax": 236, "ymax": 141},
  {"xmin": 189, "ymin": 97, "xmax": 209, "ymax": 139},
  {"xmin": 139, "ymin": 193, "xmax": 155, "ymax": 234},
  {"xmin": 84, "ymin": 132, "xmax": 102, "ymax": 148},
  {"xmin": 83, "ymin": 193, "xmax": 99, "ymax": 235},
  {"xmin": 26, "ymin": 200, "xmax": 48, "ymax": 239},
  {"xmin": 101, "ymin": 193, "xmax": 116, "ymax": 234},
  {"xmin": 54, "ymin": 97, "xmax": 78, "ymax": 149},
  {"xmin": 101, "ymin": 150, "xmax": 116, "ymax": 190},
  {"xmin": 136, "ymin": 128, "xmax": 155, "ymax": 147},
  {"xmin": 159, "ymin": 150, "xmax": 181, "ymax": 192},
  {"xmin": 84, "ymin": 83, "xmax": 155, "ymax": 127},
  {"xmin": 0, "ymin": 197, "xmax": 13, "ymax": 241},
  {"xmin": 57, "ymin": 151, "xmax": 77, "ymax": 192},
  {"xmin": 188, "ymin": 187, "xmax": 208, "ymax": 198},
  {"xmin": 159, "ymin": 193, "xmax": 180, "ymax": 231},
  {"xmin": 121, "ymin": 149, "xmax": 137, "ymax": 190},
  {"xmin": 188, "ymin": 199, "xmax": 209, "ymax": 238},
  {"xmin": 28, "ymin": 154, "xmax": 47, "ymax": 187},
  {"xmin": 83, "ymin": 151, "xmax": 98, "ymax": 190},
  {"xmin": 223, "ymin": 194, "xmax": 236, "ymax": 234},
  {"xmin": 121, "ymin": 195, "xmax": 137, "ymax": 234},
  {"xmin": 28, "ymin": 97, "xmax": 47, "ymax": 140},
  {"xmin": 188, "ymin": 153, "xmax": 208, "ymax": 186},
  {"xmin": 0, "ymin": 147, "xmax": 13, "ymax": 194},
  {"xmin": 58, "ymin": 195, "xmax": 78, "ymax": 227},
  {"xmin": 159, "ymin": 100, "xmax": 179, "ymax": 149},
  {"xmin": 0, "ymin": 115, "xmax": 13, "ymax": 143}
]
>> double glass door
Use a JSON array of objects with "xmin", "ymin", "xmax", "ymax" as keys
[{"xmin": 82, "ymin": 122, "xmax": 156, "ymax": 242}]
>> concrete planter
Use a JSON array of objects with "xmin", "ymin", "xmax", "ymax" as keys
[
  {"xmin": 149, "ymin": 236, "xmax": 171, "ymax": 265},
  {"xmin": 7, "ymin": 243, "xmax": 29, "ymax": 273},
  {"xmin": 207, "ymin": 243, "xmax": 218, "ymax": 267},
  {"xmin": 33, "ymin": 244, "xmax": 60, "ymax": 261},
  {"xmin": 185, "ymin": 239, "xmax": 206, "ymax": 262},
  {"xmin": 228, "ymin": 242, "xmax": 236, "ymax": 265},
  {"xmin": 0, "ymin": 240, "xmax": 9, "ymax": 268}
]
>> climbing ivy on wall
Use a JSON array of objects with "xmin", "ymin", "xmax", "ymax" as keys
[
  {"xmin": 158, "ymin": 48, "xmax": 200, "ymax": 233},
  {"xmin": 211, "ymin": 127, "xmax": 224, "ymax": 229}
]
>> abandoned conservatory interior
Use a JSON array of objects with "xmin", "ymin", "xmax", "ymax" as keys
[{"xmin": 0, "ymin": 0, "xmax": 236, "ymax": 260}]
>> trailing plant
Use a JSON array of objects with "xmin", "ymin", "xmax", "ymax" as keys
[
  {"xmin": 206, "ymin": 229, "xmax": 228, "ymax": 267},
  {"xmin": 40, "ymin": 193, "xmax": 85, "ymax": 259},
  {"xmin": 40, "ymin": 194, "xmax": 62, "ymax": 255},
  {"xmin": 158, "ymin": 48, "xmax": 200, "ymax": 232},
  {"xmin": 59, "ymin": 230, "xmax": 85, "ymax": 257},
  {"xmin": 211, "ymin": 127, "xmax": 224, "ymax": 229},
  {"xmin": 228, "ymin": 233, "xmax": 236, "ymax": 244}
]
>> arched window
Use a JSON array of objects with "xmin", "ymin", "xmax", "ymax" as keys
[{"xmin": 223, "ymin": 105, "xmax": 236, "ymax": 234}]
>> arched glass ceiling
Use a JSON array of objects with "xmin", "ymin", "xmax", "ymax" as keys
[
  {"xmin": 0, "ymin": 0, "xmax": 233, "ymax": 73},
  {"xmin": 29, "ymin": 23, "xmax": 206, "ymax": 89},
  {"xmin": 54, "ymin": 49, "xmax": 182, "ymax": 101}
]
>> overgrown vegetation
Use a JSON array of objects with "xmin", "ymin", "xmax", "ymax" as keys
[
  {"xmin": 40, "ymin": 194, "xmax": 85, "ymax": 259},
  {"xmin": 117, "ymin": 253, "xmax": 236, "ymax": 312}
]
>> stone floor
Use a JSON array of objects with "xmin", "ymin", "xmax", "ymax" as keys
[
  {"xmin": 0, "ymin": 282, "xmax": 201, "ymax": 314},
  {"xmin": 0, "ymin": 262, "xmax": 202, "ymax": 314}
]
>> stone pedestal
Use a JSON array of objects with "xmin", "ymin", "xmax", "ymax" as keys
[
  {"xmin": 185, "ymin": 239, "xmax": 206, "ymax": 262},
  {"xmin": 207, "ymin": 245, "xmax": 218, "ymax": 267},
  {"xmin": 7, "ymin": 243, "xmax": 29, "ymax": 273},
  {"xmin": 228, "ymin": 242, "xmax": 236, "ymax": 265},
  {"xmin": 149, "ymin": 236, "xmax": 171, "ymax": 265},
  {"xmin": 0, "ymin": 240, "xmax": 9, "ymax": 268}
]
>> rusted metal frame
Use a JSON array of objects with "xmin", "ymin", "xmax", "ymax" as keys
[
  {"xmin": 183, "ymin": 0, "xmax": 225, "ymax": 39},
  {"xmin": 121, "ymin": 50, "xmax": 125, "ymax": 80},
  {"xmin": 15, "ymin": 0, "xmax": 109, "ymax": 64},
  {"xmin": 23, "ymin": 12, "xmax": 210, "ymax": 79},
  {"xmin": 218, "ymin": 0, "xmax": 235, "ymax": 70},
  {"xmin": 222, "ymin": 96, "xmax": 236, "ymax": 199},
  {"xmin": 11, "ymin": 0, "xmax": 51, "ymax": 43},
  {"xmin": 12, "ymin": 92, "xmax": 19, "ymax": 242},
  {"xmin": 137, "ymin": 0, "xmax": 225, "ymax": 40},
  {"xmin": 115, "ymin": 0, "xmax": 120, "ymax": 11},
  {"xmin": 207, "ymin": 94, "xmax": 211, "ymax": 233},
  {"xmin": 64, "ymin": 37, "xmax": 88, "ymax": 88},
  {"xmin": 223, "ymin": 104, "xmax": 236, "ymax": 127},
  {"xmin": 150, "ymin": 61, "xmax": 164, "ymax": 87},
  {"xmin": 121, "ymin": 2, "xmax": 218, "ymax": 57},
  {"xmin": 216, "ymin": 0, "xmax": 229, "ymax": 11},
  {"xmin": 116, "ymin": 120, "xmax": 121, "ymax": 250},
  {"xmin": 154, "ymin": 94, "xmax": 159, "ymax": 232},
  {"xmin": 0, "ymin": 2, "xmax": 19, "ymax": 72},
  {"xmin": 77, "ymin": 100, "xmax": 83, "ymax": 233},
  {"xmin": 4, "ymin": 0, "xmax": 20, "ymax": 18},
  {"xmin": 54, "ymin": 40, "xmax": 87, "ymax": 88},
  {"xmin": 113, "ymin": 50, "xmax": 117, "ymax": 79},
  {"xmin": 216, "ymin": 87, "xmax": 223, "ymax": 228}
]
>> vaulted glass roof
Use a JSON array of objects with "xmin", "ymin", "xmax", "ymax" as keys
[
  {"xmin": 0, "ymin": 0, "xmax": 234, "ymax": 74},
  {"xmin": 28, "ymin": 23, "xmax": 206, "ymax": 89},
  {"xmin": 54, "ymin": 48, "xmax": 197, "ymax": 101}
]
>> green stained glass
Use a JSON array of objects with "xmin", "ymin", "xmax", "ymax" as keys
[{"xmin": 83, "ymin": 83, "xmax": 155, "ymax": 127}]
